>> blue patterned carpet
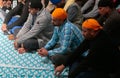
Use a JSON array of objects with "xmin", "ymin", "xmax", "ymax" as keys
[{"xmin": 0, "ymin": 19, "xmax": 68, "ymax": 78}]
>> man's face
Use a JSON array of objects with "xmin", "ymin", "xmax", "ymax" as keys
[
  {"xmin": 29, "ymin": 7, "xmax": 38, "ymax": 15},
  {"xmin": 98, "ymin": 7, "xmax": 109, "ymax": 15},
  {"xmin": 52, "ymin": 17, "xmax": 64, "ymax": 26},
  {"xmin": 82, "ymin": 27, "xmax": 97, "ymax": 40},
  {"xmin": 3, "ymin": 1, "xmax": 7, "ymax": 6}
]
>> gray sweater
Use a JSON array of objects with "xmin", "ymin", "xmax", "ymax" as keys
[{"xmin": 16, "ymin": 8, "xmax": 53, "ymax": 47}]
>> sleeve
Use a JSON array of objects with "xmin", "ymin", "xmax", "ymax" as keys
[
  {"xmin": 68, "ymin": 59, "xmax": 90, "ymax": 78},
  {"xmin": 67, "ymin": 5, "xmax": 78, "ymax": 22},
  {"xmin": 17, "ymin": 13, "xmax": 50, "ymax": 44},
  {"xmin": 83, "ymin": 0, "xmax": 99, "ymax": 18},
  {"xmin": 3, "ymin": 3, "xmax": 23, "ymax": 24},
  {"xmin": 7, "ymin": 2, "xmax": 29, "ymax": 29},
  {"xmin": 48, "ymin": 26, "xmax": 74, "ymax": 56},
  {"xmin": 16, "ymin": 13, "xmax": 32, "ymax": 38},
  {"xmin": 44, "ymin": 27, "xmax": 59, "ymax": 50},
  {"xmin": 63, "ymin": 39, "xmax": 89, "ymax": 66},
  {"xmin": 81, "ymin": 0, "xmax": 94, "ymax": 14}
]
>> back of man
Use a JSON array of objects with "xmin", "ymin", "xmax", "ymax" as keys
[
  {"xmin": 67, "ymin": 1, "xmax": 84, "ymax": 29},
  {"xmin": 98, "ymin": 0, "xmax": 120, "ymax": 48},
  {"xmin": 103, "ymin": 10, "xmax": 120, "ymax": 47}
]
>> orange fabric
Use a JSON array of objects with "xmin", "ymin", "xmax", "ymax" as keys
[
  {"xmin": 52, "ymin": 8, "xmax": 67, "ymax": 20},
  {"xmin": 82, "ymin": 19, "xmax": 103, "ymax": 30}
]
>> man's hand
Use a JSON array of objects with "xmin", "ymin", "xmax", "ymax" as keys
[
  {"xmin": 1, "ymin": 24, "xmax": 8, "ymax": 32},
  {"xmin": 38, "ymin": 47, "xmax": 48, "ymax": 56},
  {"xmin": 54, "ymin": 64, "xmax": 65, "ymax": 76},
  {"xmin": 17, "ymin": 48, "xmax": 26, "ymax": 54},
  {"xmin": 17, "ymin": 44, "xmax": 26, "ymax": 54},
  {"xmin": 14, "ymin": 39, "xmax": 18, "ymax": 50}
]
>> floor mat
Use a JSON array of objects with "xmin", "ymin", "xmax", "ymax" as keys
[{"xmin": 0, "ymin": 19, "xmax": 68, "ymax": 78}]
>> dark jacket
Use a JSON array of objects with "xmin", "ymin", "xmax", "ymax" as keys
[
  {"xmin": 3, "ymin": 2, "xmax": 29, "ymax": 29},
  {"xmin": 63, "ymin": 30, "xmax": 119, "ymax": 78},
  {"xmin": 98, "ymin": 9, "xmax": 120, "ymax": 47}
]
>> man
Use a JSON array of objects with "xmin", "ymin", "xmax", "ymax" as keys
[
  {"xmin": 1, "ymin": 0, "xmax": 29, "ymax": 37},
  {"xmin": 14, "ymin": 0, "xmax": 53, "ymax": 54},
  {"xmin": 38, "ymin": 8, "xmax": 84, "ymax": 66},
  {"xmin": 98, "ymin": 0, "xmax": 120, "ymax": 49},
  {"xmin": 50, "ymin": 0, "xmax": 84, "ymax": 29},
  {"xmin": 55, "ymin": 19, "xmax": 119, "ymax": 78}
]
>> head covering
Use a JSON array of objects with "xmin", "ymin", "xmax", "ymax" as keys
[
  {"xmin": 98, "ymin": 0, "xmax": 114, "ymax": 8},
  {"xmin": 29, "ymin": 0, "xmax": 43, "ymax": 9},
  {"xmin": 52, "ymin": 8, "xmax": 67, "ymax": 20},
  {"xmin": 50, "ymin": 0, "xmax": 61, "ymax": 4},
  {"xmin": 82, "ymin": 19, "xmax": 103, "ymax": 30}
]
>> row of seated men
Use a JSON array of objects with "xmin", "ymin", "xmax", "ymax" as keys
[{"xmin": 0, "ymin": 0, "xmax": 120, "ymax": 78}]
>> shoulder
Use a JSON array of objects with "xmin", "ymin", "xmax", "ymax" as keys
[
  {"xmin": 110, "ymin": 10, "xmax": 120, "ymax": 18},
  {"xmin": 64, "ymin": 20, "xmax": 80, "ymax": 31},
  {"xmin": 37, "ymin": 8, "xmax": 51, "ymax": 20}
]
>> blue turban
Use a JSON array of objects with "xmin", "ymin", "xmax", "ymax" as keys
[{"xmin": 50, "ymin": 0, "xmax": 61, "ymax": 4}]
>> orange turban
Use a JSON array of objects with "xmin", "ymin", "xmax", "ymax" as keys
[
  {"xmin": 82, "ymin": 19, "xmax": 103, "ymax": 30},
  {"xmin": 52, "ymin": 8, "xmax": 67, "ymax": 20}
]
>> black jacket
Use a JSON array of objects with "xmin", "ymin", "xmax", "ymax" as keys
[
  {"xmin": 64, "ymin": 30, "xmax": 119, "ymax": 78},
  {"xmin": 98, "ymin": 9, "xmax": 120, "ymax": 47},
  {"xmin": 3, "ymin": 2, "xmax": 29, "ymax": 29}
]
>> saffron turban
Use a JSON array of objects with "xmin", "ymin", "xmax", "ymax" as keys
[
  {"xmin": 82, "ymin": 19, "xmax": 103, "ymax": 30},
  {"xmin": 52, "ymin": 8, "xmax": 67, "ymax": 20}
]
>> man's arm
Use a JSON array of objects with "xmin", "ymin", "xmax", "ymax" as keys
[
  {"xmin": 47, "ymin": 26, "xmax": 73, "ymax": 56},
  {"xmin": 81, "ymin": 0, "xmax": 94, "ymax": 14},
  {"xmin": 83, "ymin": 0, "xmax": 99, "ymax": 18},
  {"xmin": 55, "ymin": 39, "xmax": 89, "ymax": 76},
  {"xmin": 44, "ymin": 27, "xmax": 59, "ymax": 50},
  {"xmin": 16, "ymin": 13, "xmax": 32, "ymax": 38},
  {"xmin": 63, "ymin": 39, "xmax": 89, "ymax": 66},
  {"xmin": 67, "ymin": 5, "xmax": 79, "ymax": 22}
]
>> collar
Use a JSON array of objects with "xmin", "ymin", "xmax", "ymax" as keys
[
  {"xmin": 36, "ymin": 8, "xmax": 45, "ymax": 16},
  {"xmin": 59, "ymin": 19, "xmax": 67, "ymax": 31}
]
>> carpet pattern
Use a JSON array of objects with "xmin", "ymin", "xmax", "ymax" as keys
[{"xmin": 0, "ymin": 19, "xmax": 68, "ymax": 78}]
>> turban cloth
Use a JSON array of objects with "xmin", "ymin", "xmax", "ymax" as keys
[
  {"xmin": 52, "ymin": 8, "xmax": 67, "ymax": 20},
  {"xmin": 82, "ymin": 19, "xmax": 103, "ymax": 30}
]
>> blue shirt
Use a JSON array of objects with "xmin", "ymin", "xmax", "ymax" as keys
[{"xmin": 44, "ymin": 20, "xmax": 84, "ymax": 56}]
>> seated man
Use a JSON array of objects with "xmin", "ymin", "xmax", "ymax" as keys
[
  {"xmin": 50, "ymin": 0, "xmax": 84, "ymax": 30},
  {"xmin": 38, "ymin": 8, "xmax": 84, "ymax": 66},
  {"xmin": 14, "ymin": 0, "xmax": 53, "ymax": 54},
  {"xmin": 1, "ymin": 0, "xmax": 29, "ymax": 37},
  {"xmin": 98, "ymin": 0, "xmax": 120, "ymax": 50},
  {"xmin": 54, "ymin": 19, "xmax": 119, "ymax": 78}
]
